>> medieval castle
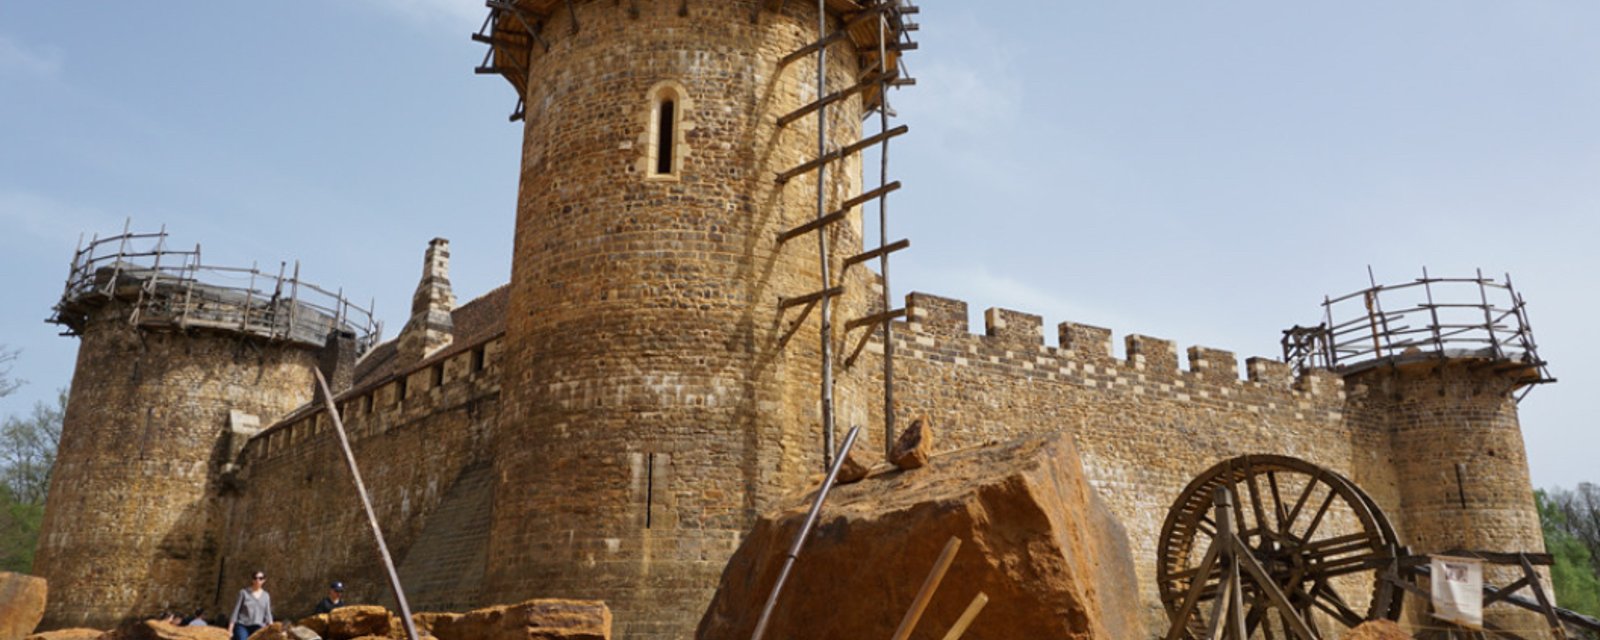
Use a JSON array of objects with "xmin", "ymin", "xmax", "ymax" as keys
[{"xmin": 31, "ymin": 1, "xmax": 1556, "ymax": 638}]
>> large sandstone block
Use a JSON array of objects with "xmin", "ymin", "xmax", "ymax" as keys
[
  {"xmin": 103, "ymin": 620, "xmax": 227, "ymax": 640},
  {"xmin": 324, "ymin": 607, "xmax": 391, "ymax": 639},
  {"xmin": 0, "ymin": 572, "xmax": 47, "ymax": 639},
  {"xmin": 697, "ymin": 433, "xmax": 1143, "ymax": 639},
  {"xmin": 23, "ymin": 630, "xmax": 101, "ymax": 640},
  {"xmin": 425, "ymin": 600, "xmax": 609, "ymax": 640}
]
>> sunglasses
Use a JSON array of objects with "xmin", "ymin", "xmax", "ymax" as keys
[{"xmin": 253, "ymin": 576, "xmax": 266, "ymax": 581}]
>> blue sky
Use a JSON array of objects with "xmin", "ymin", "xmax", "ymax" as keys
[{"xmin": 2, "ymin": 1, "xmax": 1595, "ymax": 488}]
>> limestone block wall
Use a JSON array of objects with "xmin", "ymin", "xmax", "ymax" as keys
[
  {"xmin": 218, "ymin": 335, "xmax": 503, "ymax": 620},
  {"xmin": 491, "ymin": 1, "xmax": 878, "ymax": 637},
  {"xmin": 35, "ymin": 299, "xmax": 322, "ymax": 630},
  {"xmin": 1345, "ymin": 362, "xmax": 1549, "ymax": 630},
  {"xmin": 861, "ymin": 292, "xmax": 1377, "ymax": 632}
]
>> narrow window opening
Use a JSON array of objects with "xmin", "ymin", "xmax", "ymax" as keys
[
  {"xmin": 432, "ymin": 363, "xmax": 445, "ymax": 388},
  {"xmin": 396, "ymin": 378, "xmax": 408, "ymax": 404},
  {"xmin": 654, "ymin": 99, "xmax": 676, "ymax": 176},
  {"xmin": 471, "ymin": 345, "xmax": 486, "ymax": 373},
  {"xmin": 645, "ymin": 452, "xmax": 656, "ymax": 529}
]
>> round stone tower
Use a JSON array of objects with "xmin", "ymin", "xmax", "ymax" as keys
[
  {"xmin": 480, "ymin": 1, "xmax": 911, "ymax": 636},
  {"xmin": 1302, "ymin": 272, "xmax": 1553, "ymax": 628},
  {"xmin": 35, "ymin": 231, "xmax": 370, "ymax": 629}
]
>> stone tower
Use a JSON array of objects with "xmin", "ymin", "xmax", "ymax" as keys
[
  {"xmin": 1307, "ymin": 273, "xmax": 1553, "ymax": 628},
  {"xmin": 480, "ymin": 1, "xmax": 908, "ymax": 636},
  {"xmin": 35, "ymin": 232, "xmax": 370, "ymax": 629}
]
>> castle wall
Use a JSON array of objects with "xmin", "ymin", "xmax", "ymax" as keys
[
  {"xmin": 217, "ymin": 336, "xmax": 503, "ymax": 620},
  {"xmin": 491, "ymin": 1, "xmax": 878, "ymax": 637},
  {"xmin": 34, "ymin": 299, "xmax": 322, "ymax": 630},
  {"xmin": 863, "ymin": 292, "xmax": 1379, "ymax": 632}
]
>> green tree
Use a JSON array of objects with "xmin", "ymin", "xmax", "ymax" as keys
[
  {"xmin": 0, "ymin": 384, "xmax": 65, "ymax": 573},
  {"xmin": 1537, "ymin": 489, "xmax": 1600, "ymax": 619}
]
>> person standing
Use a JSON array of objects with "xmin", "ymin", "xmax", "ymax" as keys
[
  {"xmin": 227, "ymin": 571, "xmax": 273, "ymax": 640},
  {"xmin": 314, "ymin": 581, "xmax": 347, "ymax": 614}
]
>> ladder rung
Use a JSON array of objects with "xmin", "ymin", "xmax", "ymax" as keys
[
  {"xmin": 778, "ymin": 70, "xmax": 896, "ymax": 127},
  {"xmin": 779, "ymin": 286, "xmax": 846, "ymax": 310},
  {"xmin": 779, "ymin": 3, "xmax": 898, "ymax": 67},
  {"xmin": 780, "ymin": 31, "xmax": 848, "ymax": 67},
  {"xmin": 776, "ymin": 125, "xmax": 909, "ymax": 184},
  {"xmin": 777, "ymin": 210, "xmax": 849, "ymax": 244},
  {"xmin": 846, "ymin": 308, "xmax": 906, "ymax": 331},
  {"xmin": 843, "ymin": 238, "xmax": 910, "ymax": 268},
  {"xmin": 838, "ymin": 181, "xmax": 901, "ymax": 212}
]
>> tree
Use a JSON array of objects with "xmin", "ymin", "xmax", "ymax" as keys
[
  {"xmin": 0, "ymin": 386, "xmax": 64, "ymax": 573},
  {"xmin": 1537, "ymin": 489, "xmax": 1600, "ymax": 619},
  {"xmin": 0, "ymin": 345, "xmax": 19, "ymax": 398},
  {"xmin": 1547, "ymin": 484, "xmax": 1600, "ymax": 578},
  {"xmin": 0, "ymin": 388, "xmax": 66, "ymax": 504}
]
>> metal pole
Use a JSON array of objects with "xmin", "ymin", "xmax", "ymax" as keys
[
  {"xmin": 311, "ymin": 369, "xmax": 421, "ymax": 640},
  {"xmin": 750, "ymin": 425, "xmax": 862, "ymax": 640},
  {"xmin": 814, "ymin": 0, "xmax": 836, "ymax": 470}
]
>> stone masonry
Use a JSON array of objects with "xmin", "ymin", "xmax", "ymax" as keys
[{"xmin": 34, "ymin": 1, "xmax": 1553, "ymax": 638}]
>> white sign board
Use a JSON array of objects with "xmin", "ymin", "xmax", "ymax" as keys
[{"xmin": 1431, "ymin": 555, "xmax": 1484, "ymax": 628}]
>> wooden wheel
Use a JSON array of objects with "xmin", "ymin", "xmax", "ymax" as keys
[{"xmin": 1157, "ymin": 455, "xmax": 1403, "ymax": 639}]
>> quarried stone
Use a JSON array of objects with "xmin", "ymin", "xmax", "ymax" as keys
[
  {"xmin": 696, "ymin": 433, "xmax": 1143, "ymax": 639},
  {"xmin": 0, "ymin": 572, "xmax": 47, "ymax": 639},
  {"xmin": 889, "ymin": 417, "xmax": 933, "ymax": 470}
]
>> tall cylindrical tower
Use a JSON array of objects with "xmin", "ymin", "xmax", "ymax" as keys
[
  {"xmin": 1298, "ymin": 272, "xmax": 1554, "ymax": 629},
  {"xmin": 480, "ymin": 1, "xmax": 910, "ymax": 636},
  {"xmin": 35, "ymin": 230, "xmax": 372, "ymax": 629}
]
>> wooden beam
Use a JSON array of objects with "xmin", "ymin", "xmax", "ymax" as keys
[
  {"xmin": 777, "ymin": 70, "xmax": 896, "ymax": 127},
  {"xmin": 938, "ymin": 592, "xmax": 988, "ymax": 640},
  {"xmin": 890, "ymin": 537, "xmax": 963, "ymax": 640},
  {"xmin": 776, "ymin": 210, "xmax": 848, "ymax": 244},
  {"xmin": 775, "ymin": 124, "xmax": 908, "ymax": 184},
  {"xmin": 845, "ymin": 308, "xmax": 905, "ymax": 332},
  {"xmin": 779, "ymin": 286, "xmax": 845, "ymax": 310},
  {"xmin": 844, "ymin": 238, "xmax": 910, "ymax": 269}
]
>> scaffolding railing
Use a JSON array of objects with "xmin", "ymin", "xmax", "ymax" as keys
[
  {"xmin": 49, "ymin": 221, "xmax": 380, "ymax": 353},
  {"xmin": 1282, "ymin": 269, "xmax": 1553, "ymax": 398}
]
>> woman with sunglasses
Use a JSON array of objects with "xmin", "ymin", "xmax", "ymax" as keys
[{"xmin": 226, "ymin": 571, "xmax": 273, "ymax": 640}]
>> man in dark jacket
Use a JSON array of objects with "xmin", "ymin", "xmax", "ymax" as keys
[{"xmin": 314, "ymin": 581, "xmax": 347, "ymax": 615}]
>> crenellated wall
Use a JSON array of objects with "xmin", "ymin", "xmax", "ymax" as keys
[
  {"xmin": 216, "ymin": 334, "xmax": 504, "ymax": 620},
  {"xmin": 858, "ymin": 291, "xmax": 1389, "ymax": 632}
]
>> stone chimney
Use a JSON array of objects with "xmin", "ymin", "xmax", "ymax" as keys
[{"xmin": 397, "ymin": 238, "xmax": 455, "ymax": 364}]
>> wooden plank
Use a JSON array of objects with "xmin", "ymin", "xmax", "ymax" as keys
[
  {"xmin": 890, "ymin": 537, "xmax": 963, "ymax": 640},
  {"xmin": 777, "ymin": 70, "xmax": 896, "ymax": 127},
  {"xmin": 779, "ymin": 286, "xmax": 845, "ymax": 310},
  {"xmin": 775, "ymin": 124, "xmax": 908, "ymax": 184},
  {"xmin": 843, "ymin": 238, "xmax": 910, "ymax": 268},
  {"xmin": 776, "ymin": 210, "xmax": 848, "ymax": 244},
  {"xmin": 845, "ymin": 308, "xmax": 905, "ymax": 331},
  {"xmin": 938, "ymin": 592, "xmax": 988, "ymax": 640}
]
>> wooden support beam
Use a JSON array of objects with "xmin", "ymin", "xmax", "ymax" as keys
[
  {"xmin": 779, "ymin": 3, "xmax": 896, "ymax": 66},
  {"xmin": 777, "ymin": 70, "xmax": 896, "ymax": 127},
  {"xmin": 844, "ymin": 238, "xmax": 910, "ymax": 269},
  {"xmin": 890, "ymin": 537, "xmax": 963, "ymax": 640},
  {"xmin": 775, "ymin": 124, "xmax": 908, "ymax": 184},
  {"xmin": 939, "ymin": 592, "xmax": 988, "ymax": 640},
  {"xmin": 838, "ymin": 180, "xmax": 901, "ymax": 212},
  {"xmin": 845, "ymin": 308, "xmax": 905, "ymax": 332},
  {"xmin": 777, "ymin": 210, "xmax": 848, "ymax": 244},
  {"xmin": 779, "ymin": 286, "xmax": 845, "ymax": 310},
  {"xmin": 564, "ymin": 0, "xmax": 580, "ymax": 33}
]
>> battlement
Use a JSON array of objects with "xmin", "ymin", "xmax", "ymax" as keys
[
  {"xmin": 49, "ymin": 224, "xmax": 379, "ymax": 352},
  {"xmin": 898, "ymin": 291, "xmax": 1339, "ymax": 396}
]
